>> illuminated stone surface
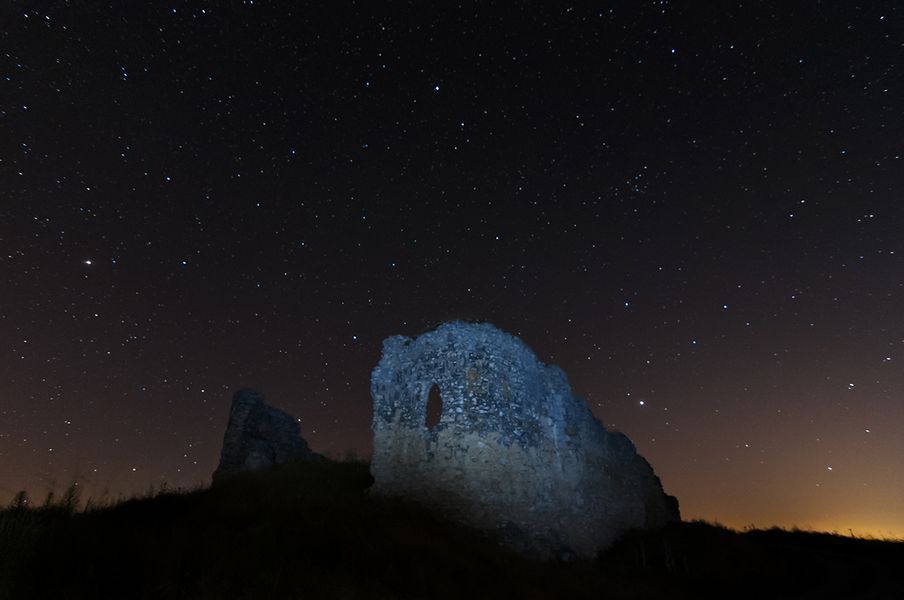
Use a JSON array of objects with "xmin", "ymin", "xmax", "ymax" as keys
[{"xmin": 371, "ymin": 322, "xmax": 679, "ymax": 558}]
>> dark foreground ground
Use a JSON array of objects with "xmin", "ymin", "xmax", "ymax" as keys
[{"xmin": 1, "ymin": 460, "xmax": 902, "ymax": 600}]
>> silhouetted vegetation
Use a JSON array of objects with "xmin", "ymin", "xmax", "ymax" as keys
[{"xmin": 1, "ymin": 460, "xmax": 902, "ymax": 599}]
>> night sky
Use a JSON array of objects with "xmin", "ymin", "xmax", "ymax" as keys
[{"xmin": 2, "ymin": 2, "xmax": 903, "ymax": 537}]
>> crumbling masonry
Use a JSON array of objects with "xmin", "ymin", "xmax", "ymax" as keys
[{"xmin": 370, "ymin": 321, "xmax": 679, "ymax": 558}]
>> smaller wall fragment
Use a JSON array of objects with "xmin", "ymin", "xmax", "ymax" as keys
[{"xmin": 212, "ymin": 388, "xmax": 316, "ymax": 482}]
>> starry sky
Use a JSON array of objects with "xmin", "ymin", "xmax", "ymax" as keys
[{"xmin": 2, "ymin": 1, "xmax": 903, "ymax": 537}]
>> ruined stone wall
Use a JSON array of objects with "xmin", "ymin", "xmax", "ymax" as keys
[
  {"xmin": 212, "ymin": 388, "xmax": 315, "ymax": 482},
  {"xmin": 370, "ymin": 322, "xmax": 679, "ymax": 558}
]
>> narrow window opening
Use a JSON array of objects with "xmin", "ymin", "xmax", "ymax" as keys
[{"xmin": 425, "ymin": 384, "xmax": 443, "ymax": 431}]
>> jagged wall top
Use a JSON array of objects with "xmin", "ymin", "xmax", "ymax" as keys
[{"xmin": 371, "ymin": 320, "xmax": 598, "ymax": 449}]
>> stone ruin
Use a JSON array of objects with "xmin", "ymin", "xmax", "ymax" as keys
[
  {"xmin": 212, "ymin": 388, "xmax": 317, "ymax": 482},
  {"xmin": 370, "ymin": 321, "xmax": 679, "ymax": 558}
]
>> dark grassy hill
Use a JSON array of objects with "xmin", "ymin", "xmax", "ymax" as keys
[{"xmin": 1, "ymin": 459, "xmax": 902, "ymax": 599}]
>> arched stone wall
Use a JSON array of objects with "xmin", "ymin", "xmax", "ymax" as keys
[{"xmin": 370, "ymin": 321, "xmax": 679, "ymax": 558}]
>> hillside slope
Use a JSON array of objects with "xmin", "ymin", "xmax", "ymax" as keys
[{"xmin": 1, "ymin": 460, "xmax": 902, "ymax": 599}]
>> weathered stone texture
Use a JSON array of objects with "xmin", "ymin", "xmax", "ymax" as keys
[
  {"xmin": 370, "ymin": 322, "xmax": 679, "ymax": 558},
  {"xmin": 212, "ymin": 388, "xmax": 315, "ymax": 482}
]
